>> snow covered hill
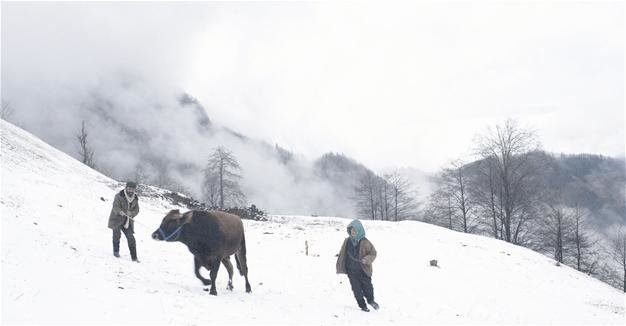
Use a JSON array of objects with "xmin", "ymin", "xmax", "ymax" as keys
[{"xmin": 1, "ymin": 119, "xmax": 624, "ymax": 325}]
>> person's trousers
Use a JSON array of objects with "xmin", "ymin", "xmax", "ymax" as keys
[
  {"xmin": 112, "ymin": 226, "xmax": 137, "ymax": 260},
  {"xmin": 347, "ymin": 270, "xmax": 375, "ymax": 308}
]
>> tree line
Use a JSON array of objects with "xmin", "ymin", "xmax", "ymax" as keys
[{"xmin": 421, "ymin": 119, "xmax": 625, "ymax": 292}]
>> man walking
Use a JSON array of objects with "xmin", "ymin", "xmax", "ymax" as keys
[{"xmin": 107, "ymin": 181, "xmax": 140, "ymax": 262}]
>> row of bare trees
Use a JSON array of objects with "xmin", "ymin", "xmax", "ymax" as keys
[
  {"xmin": 353, "ymin": 170, "xmax": 419, "ymax": 221},
  {"xmin": 425, "ymin": 160, "xmax": 477, "ymax": 233},
  {"xmin": 424, "ymin": 120, "xmax": 542, "ymax": 242},
  {"xmin": 423, "ymin": 119, "xmax": 626, "ymax": 292}
]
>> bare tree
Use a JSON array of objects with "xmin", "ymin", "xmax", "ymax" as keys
[
  {"xmin": 385, "ymin": 171, "xmax": 419, "ymax": 221},
  {"xmin": 203, "ymin": 146, "xmax": 246, "ymax": 209},
  {"xmin": 446, "ymin": 161, "xmax": 477, "ymax": 233},
  {"xmin": 377, "ymin": 176, "xmax": 391, "ymax": 220},
  {"xmin": 76, "ymin": 120, "xmax": 96, "ymax": 168},
  {"xmin": 474, "ymin": 118, "xmax": 541, "ymax": 243},
  {"xmin": 537, "ymin": 187, "xmax": 574, "ymax": 264},
  {"xmin": 203, "ymin": 173, "xmax": 221, "ymax": 207},
  {"xmin": 470, "ymin": 157, "xmax": 503, "ymax": 238},
  {"xmin": 354, "ymin": 171, "xmax": 380, "ymax": 220},
  {"xmin": 511, "ymin": 178, "xmax": 544, "ymax": 247},
  {"xmin": 355, "ymin": 170, "xmax": 419, "ymax": 221},
  {"xmin": 426, "ymin": 161, "xmax": 477, "ymax": 233},
  {"xmin": 569, "ymin": 205, "xmax": 601, "ymax": 273},
  {"xmin": 423, "ymin": 177, "xmax": 456, "ymax": 230},
  {"xmin": 608, "ymin": 226, "xmax": 626, "ymax": 292}
]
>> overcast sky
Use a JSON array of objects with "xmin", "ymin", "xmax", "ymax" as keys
[{"xmin": 2, "ymin": 1, "xmax": 624, "ymax": 173}]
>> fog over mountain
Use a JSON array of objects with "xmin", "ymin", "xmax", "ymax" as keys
[
  {"xmin": 8, "ymin": 76, "xmax": 383, "ymax": 216},
  {"xmin": 1, "ymin": 2, "xmax": 623, "ymax": 218},
  {"xmin": 3, "ymin": 2, "xmax": 624, "ymax": 170}
]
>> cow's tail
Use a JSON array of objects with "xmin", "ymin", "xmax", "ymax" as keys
[
  {"xmin": 235, "ymin": 235, "xmax": 248, "ymax": 276},
  {"xmin": 235, "ymin": 233, "xmax": 252, "ymax": 292}
]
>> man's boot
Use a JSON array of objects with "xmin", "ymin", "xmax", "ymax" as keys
[
  {"xmin": 129, "ymin": 243, "xmax": 138, "ymax": 262},
  {"xmin": 357, "ymin": 298, "xmax": 369, "ymax": 312},
  {"xmin": 113, "ymin": 241, "xmax": 120, "ymax": 258}
]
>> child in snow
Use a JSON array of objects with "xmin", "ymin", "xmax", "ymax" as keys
[{"xmin": 336, "ymin": 219, "xmax": 379, "ymax": 312}]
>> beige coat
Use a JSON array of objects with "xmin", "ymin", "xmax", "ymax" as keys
[
  {"xmin": 336, "ymin": 237, "xmax": 377, "ymax": 277},
  {"xmin": 107, "ymin": 190, "xmax": 139, "ymax": 229}
]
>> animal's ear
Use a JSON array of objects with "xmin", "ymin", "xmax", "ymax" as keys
[
  {"xmin": 182, "ymin": 211, "xmax": 194, "ymax": 224},
  {"xmin": 166, "ymin": 209, "xmax": 183, "ymax": 220}
]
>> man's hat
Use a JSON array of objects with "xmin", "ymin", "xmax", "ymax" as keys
[{"xmin": 126, "ymin": 181, "xmax": 137, "ymax": 188}]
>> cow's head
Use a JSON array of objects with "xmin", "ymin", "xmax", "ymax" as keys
[{"xmin": 152, "ymin": 209, "xmax": 192, "ymax": 242}]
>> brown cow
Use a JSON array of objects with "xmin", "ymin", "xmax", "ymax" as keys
[{"xmin": 152, "ymin": 209, "xmax": 251, "ymax": 295}]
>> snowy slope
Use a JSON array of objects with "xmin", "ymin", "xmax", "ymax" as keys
[{"xmin": 1, "ymin": 119, "xmax": 624, "ymax": 325}]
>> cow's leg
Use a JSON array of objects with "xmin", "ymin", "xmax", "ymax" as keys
[
  {"xmin": 221, "ymin": 257, "xmax": 234, "ymax": 291},
  {"xmin": 194, "ymin": 257, "xmax": 212, "ymax": 289},
  {"xmin": 208, "ymin": 258, "xmax": 221, "ymax": 296}
]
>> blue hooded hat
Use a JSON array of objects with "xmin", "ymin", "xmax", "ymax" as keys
[{"xmin": 347, "ymin": 219, "xmax": 366, "ymax": 243}]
